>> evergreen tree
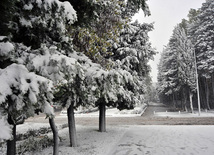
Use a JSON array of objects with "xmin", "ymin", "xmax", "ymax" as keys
[
  {"xmin": 110, "ymin": 20, "xmax": 155, "ymax": 109},
  {"xmin": 157, "ymin": 24, "xmax": 196, "ymax": 110},
  {"xmin": 189, "ymin": 0, "xmax": 214, "ymax": 109},
  {"xmin": 0, "ymin": 0, "xmax": 78, "ymax": 153},
  {"xmin": 190, "ymin": 0, "xmax": 214, "ymax": 78},
  {"xmin": 70, "ymin": 0, "xmax": 153, "ymax": 132}
]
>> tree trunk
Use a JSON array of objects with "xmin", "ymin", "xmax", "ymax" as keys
[
  {"xmin": 205, "ymin": 78, "xmax": 210, "ymax": 110},
  {"xmin": 212, "ymin": 74, "xmax": 214, "ymax": 109},
  {"xmin": 183, "ymin": 89, "xmax": 188, "ymax": 112},
  {"xmin": 67, "ymin": 103, "xmax": 77, "ymax": 147},
  {"xmin": 172, "ymin": 93, "xmax": 176, "ymax": 109},
  {"xmin": 99, "ymin": 102, "xmax": 106, "ymax": 132},
  {"xmin": 7, "ymin": 114, "xmax": 16, "ymax": 155},
  {"xmin": 49, "ymin": 118, "xmax": 59, "ymax": 155},
  {"xmin": 189, "ymin": 91, "xmax": 194, "ymax": 113},
  {"xmin": 199, "ymin": 78, "xmax": 205, "ymax": 109},
  {"xmin": 180, "ymin": 91, "xmax": 184, "ymax": 110},
  {"xmin": 212, "ymin": 75, "xmax": 214, "ymax": 98}
]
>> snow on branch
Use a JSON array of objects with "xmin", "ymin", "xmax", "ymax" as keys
[{"xmin": 0, "ymin": 64, "xmax": 54, "ymax": 116}]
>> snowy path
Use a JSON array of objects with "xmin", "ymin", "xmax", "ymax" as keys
[
  {"xmin": 107, "ymin": 125, "xmax": 214, "ymax": 155},
  {"xmin": 16, "ymin": 103, "xmax": 214, "ymax": 154}
]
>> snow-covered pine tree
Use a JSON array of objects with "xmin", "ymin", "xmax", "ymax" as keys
[
  {"xmin": 157, "ymin": 22, "xmax": 196, "ymax": 111},
  {"xmin": 125, "ymin": 0, "xmax": 150, "ymax": 17},
  {"xmin": 70, "ymin": 0, "xmax": 153, "ymax": 132},
  {"xmin": 0, "ymin": 1, "xmax": 58, "ymax": 154},
  {"xmin": 158, "ymin": 24, "xmax": 196, "ymax": 111},
  {"xmin": 157, "ymin": 45, "xmax": 180, "ymax": 107},
  {"xmin": 90, "ymin": 0, "xmax": 154, "ymax": 132},
  {"xmin": 0, "ymin": 40, "xmax": 54, "ymax": 155},
  {"xmin": 10, "ymin": 0, "xmax": 84, "ymax": 148},
  {"xmin": 70, "ymin": 0, "xmax": 127, "ymax": 132},
  {"xmin": 174, "ymin": 24, "xmax": 196, "ymax": 112},
  {"xmin": 1, "ymin": 0, "xmax": 81, "ymax": 152},
  {"xmin": 189, "ymin": 0, "xmax": 214, "ymax": 109},
  {"xmin": 111, "ymin": 20, "xmax": 155, "ymax": 107}
]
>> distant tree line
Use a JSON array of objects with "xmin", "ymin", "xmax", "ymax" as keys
[{"xmin": 157, "ymin": 0, "xmax": 214, "ymax": 112}]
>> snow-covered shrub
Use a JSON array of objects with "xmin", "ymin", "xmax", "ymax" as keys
[
  {"xmin": 0, "ymin": 63, "xmax": 54, "ymax": 119},
  {"xmin": 17, "ymin": 135, "xmax": 53, "ymax": 154}
]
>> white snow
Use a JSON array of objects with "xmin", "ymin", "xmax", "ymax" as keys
[
  {"xmin": 0, "ymin": 64, "xmax": 54, "ymax": 117},
  {"xmin": 2, "ymin": 108, "xmax": 213, "ymax": 155},
  {"xmin": 41, "ymin": 0, "xmax": 77, "ymax": 24},
  {"xmin": 21, "ymin": 124, "xmax": 214, "ymax": 155},
  {"xmin": 108, "ymin": 125, "xmax": 214, "ymax": 155},
  {"xmin": 0, "ymin": 116, "xmax": 12, "ymax": 141},
  {"xmin": 155, "ymin": 110, "xmax": 214, "ymax": 118},
  {"xmin": 0, "ymin": 36, "xmax": 6, "ymax": 40},
  {"xmin": 23, "ymin": 3, "xmax": 33, "ymax": 10},
  {"xmin": 43, "ymin": 102, "xmax": 54, "ymax": 117},
  {"xmin": 41, "ymin": 125, "xmax": 126, "ymax": 155},
  {"xmin": 16, "ymin": 122, "xmax": 50, "ymax": 135},
  {"xmin": 59, "ymin": 107, "xmax": 146, "ymax": 117},
  {"xmin": 19, "ymin": 18, "xmax": 32, "ymax": 27},
  {"xmin": 0, "ymin": 41, "xmax": 14, "ymax": 56}
]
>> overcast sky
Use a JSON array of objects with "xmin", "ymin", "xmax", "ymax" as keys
[{"xmin": 132, "ymin": 0, "xmax": 204, "ymax": 83}]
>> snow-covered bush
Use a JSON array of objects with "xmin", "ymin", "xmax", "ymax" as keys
[
  {"xmin": 0, "ymin": 63, "xmax": 54, "ymax": 119},
  {"xmin": 17, "ymin": 135, "xmax": 53, "ymax": 154}
]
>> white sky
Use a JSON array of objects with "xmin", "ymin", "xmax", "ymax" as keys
[{"xmin": 132, "ymin": 0, "xmax": 205, "ymax": 83}]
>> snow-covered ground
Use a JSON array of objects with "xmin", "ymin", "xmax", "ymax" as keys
[
  {"xmin": 40, "ymin": 125, "xmax": 126, "ymax": 155},
  {"xmin": 108, "ymin": 125, "xmax": 214, "ymax": 155},
  {"xmin": 3, "ymin": 107, "xmax": 214, "ymax": 155},
  {"xmin": 155, "ymin": 110, "xmax": 214, "ymax": 118},
  {"xmin": 59, "ymin": 106, "xmax": 147, "ymax": 117},
  {"xmin": 41, "ymin": 108, "xmax": 214, "ymax": 154},
  {"xmin": 38, "ymin": 125, "xmax": 214, "ymax": 155}
]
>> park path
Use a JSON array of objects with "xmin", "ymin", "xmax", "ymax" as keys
[
  {"xmin": 24, "ymin": 103, "xmax": 214, "ymax": 155},
  {"xmin": 106, "ymin": 125, "xmax": 214, "ymax": 155},
  {"xmin": 141, "ymin": 102, "xmax": 171, "ymax": 118},
  {"xmin": 106, "ymin": 103, "xmax": 214, "ymax": 155}
]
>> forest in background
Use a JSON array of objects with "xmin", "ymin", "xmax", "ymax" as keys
[{"xmin": 157, "ymin": 0, "xmax": 214, "ymax": 112}]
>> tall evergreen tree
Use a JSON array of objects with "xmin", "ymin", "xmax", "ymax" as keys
[
  {"xmin": 157, "ymin": 24, "xmax": 196, "ymax": 111},
  {"xmin": 1, "ymin": 0, "xmax": 78, "ymax": 153},
  {"xmin": 189, "ymin": 0, "xmax": 214, "ymax": 109}
]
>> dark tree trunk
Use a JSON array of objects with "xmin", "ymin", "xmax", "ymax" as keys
[
  {"xmin": 189, "ymin": 90, "xmax": 194, "ymax": 113},
  {"xmin": 67, "ymin": 103, "xmax": 77, "ymax": 147},
  {"xmin": 49, "ymin": 118, "xmax": 59, "ymax": 155},
  {"xmin": 7, "ymin": 114, "xmax": 16, "ymax": 155},
  {"xmin": 212, "ymin": 74, "xmax": 214, "ymax": 109},
  {"xmin": 212, "ymin": 74, "xmax": 214, "ymax": 98},
  {"xmin": 172, "ymin": 93, "xmax": 176, "ymax": 109},
  {"xmin": 205, "ymin": 78, "xmax": 210, "ymax": 110},
  {"xmin": 183, "ymin": 89, "xmax": 188, "ymax": 112},
  {"xmin": 99, "ymin": 102, "xmax": 106, "ymax": 132},
  {"xmin": 180, "ymin": 92, "xmax": 184, "ymax": 110},
  {"xmin": 199, "ymin": 78, "xmax": 205, "ymax": 109}
]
